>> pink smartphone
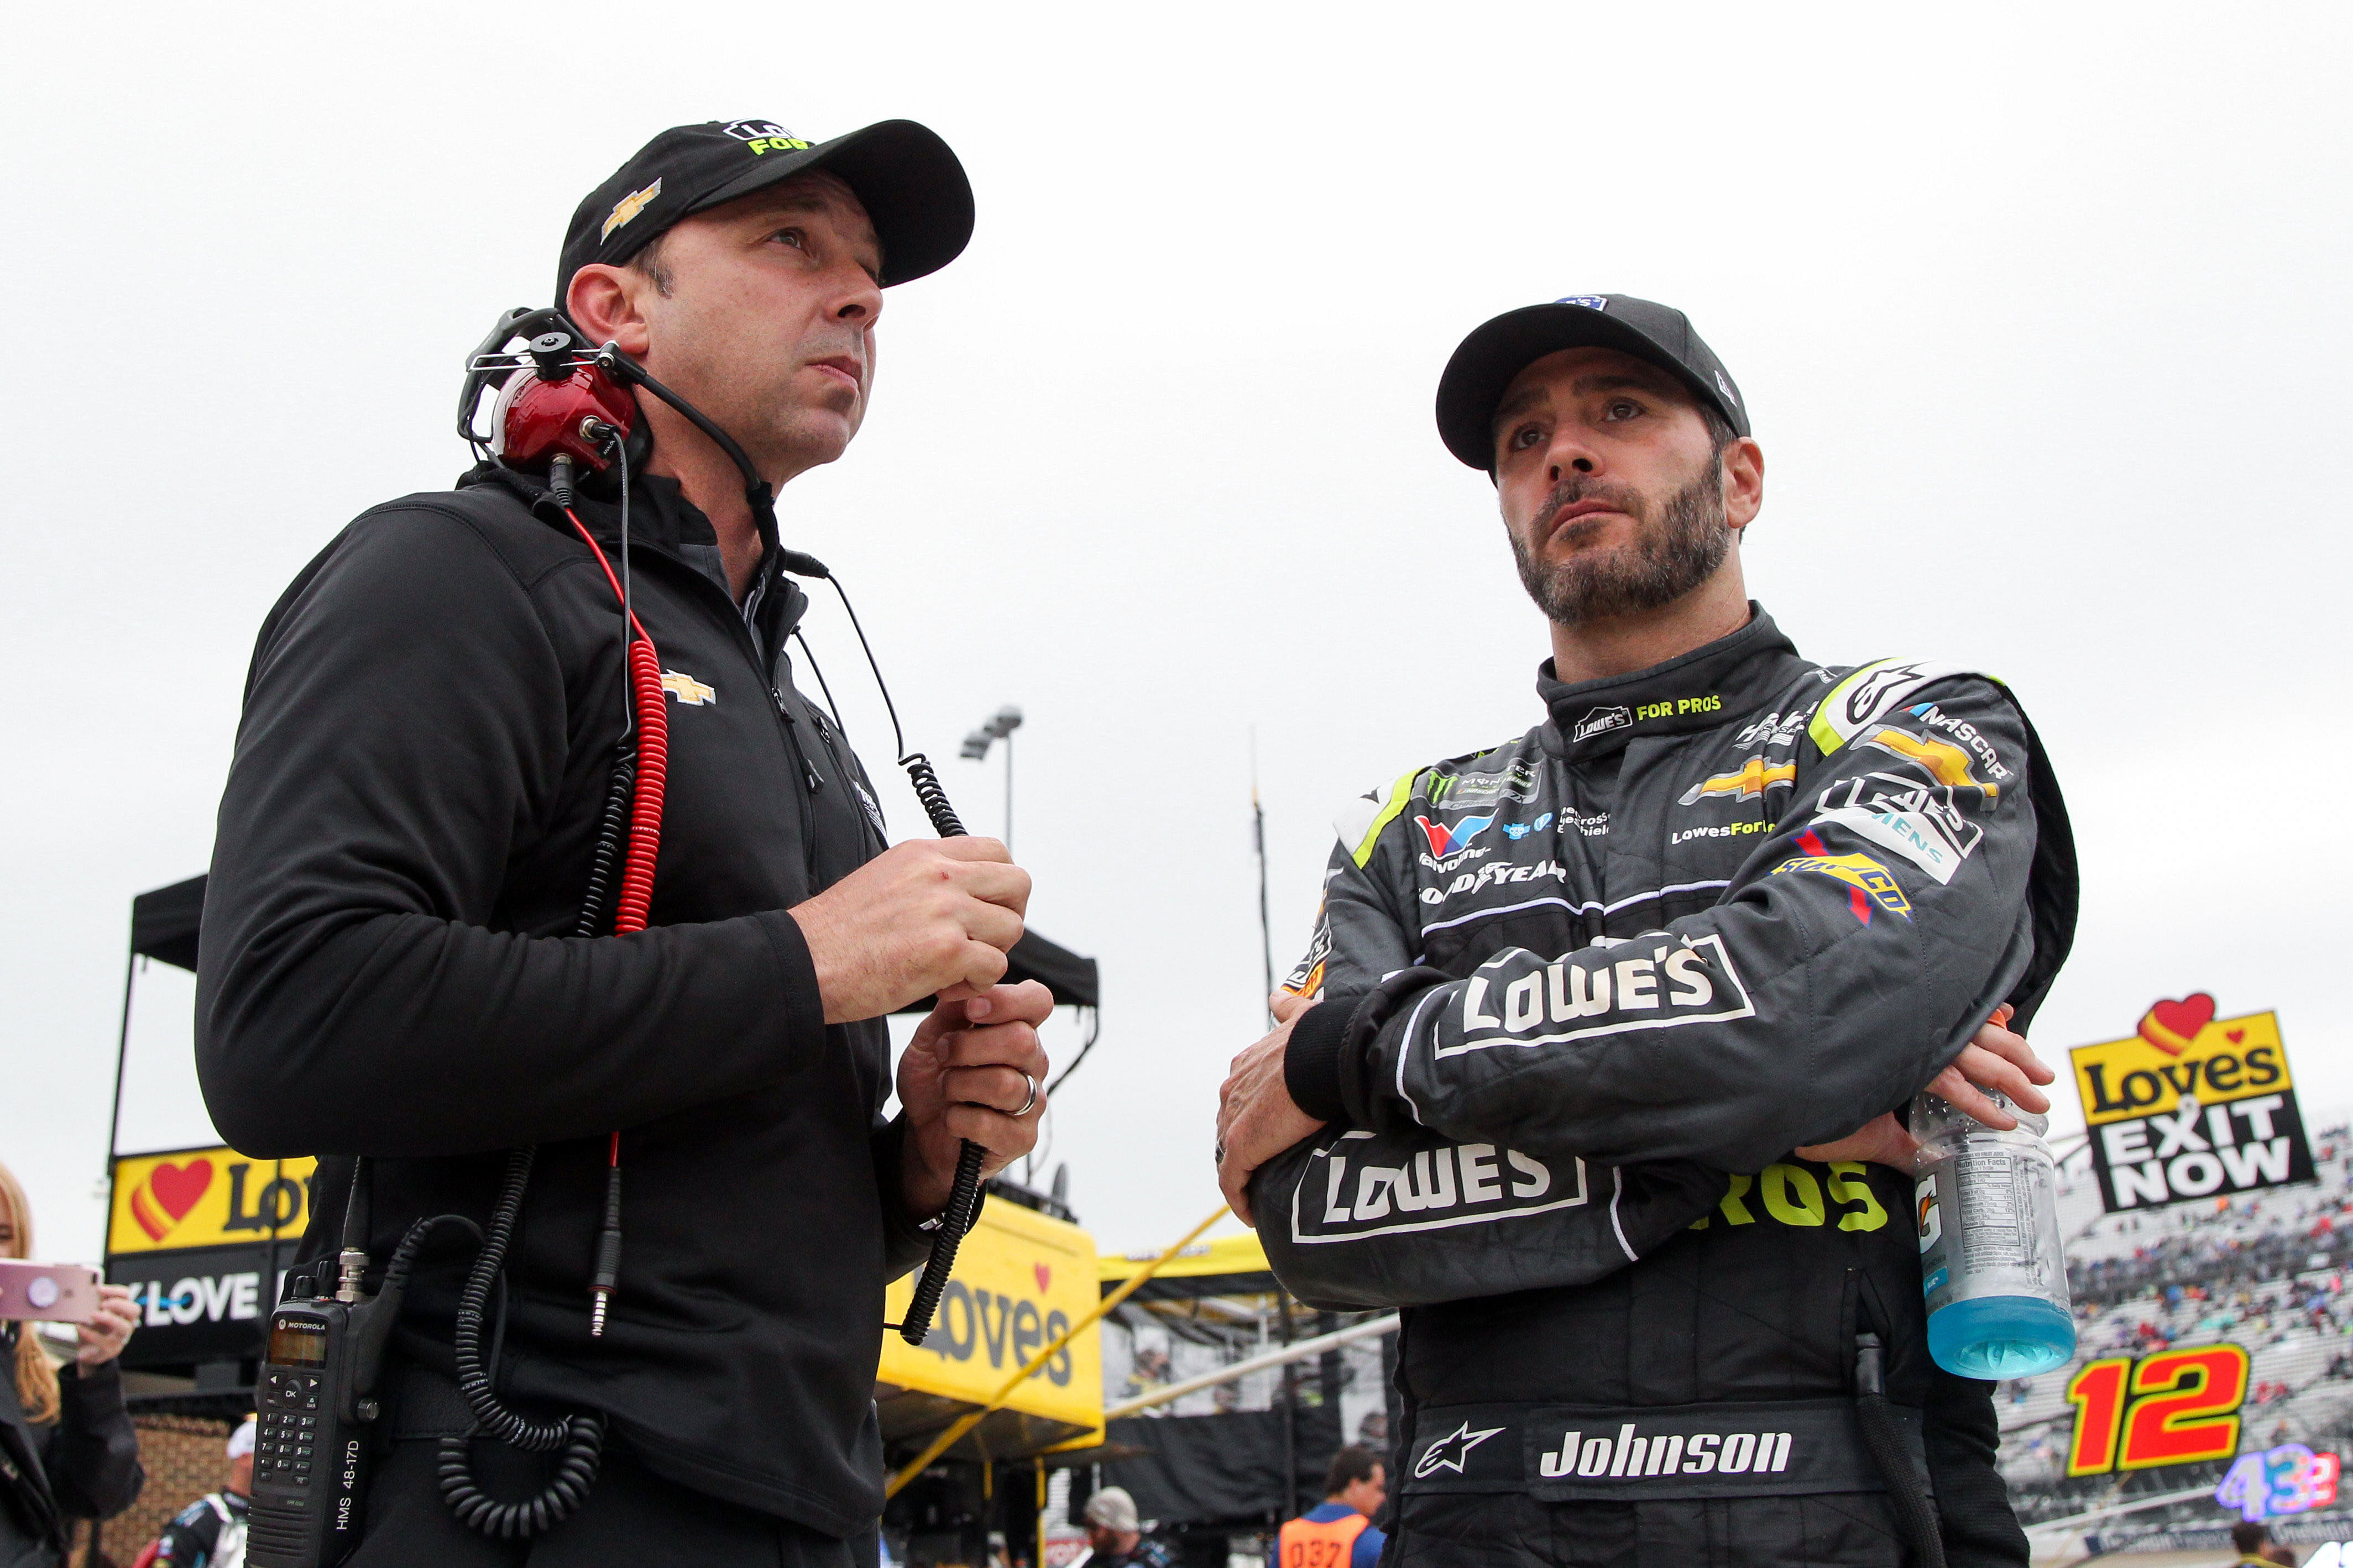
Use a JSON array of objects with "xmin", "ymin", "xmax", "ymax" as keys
[{"xmin": 0, "ymin": 1260, "xmax": 102, "ymax": 1324}]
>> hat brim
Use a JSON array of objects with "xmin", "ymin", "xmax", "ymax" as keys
[
  {"xmin": 1435, "ymin": 303, "xmax": 1733, "ymax": 471},
  {"xmin": 689, "ymin": 119, "xmax": 974, "ymax": 287}
]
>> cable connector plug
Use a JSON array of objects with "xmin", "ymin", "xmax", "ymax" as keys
[
  {"xmin": 549, "ymin": 453, "xmax": 578, "ymax": 510},
  {"xmin": 336, "ymin": 1246, "xmax": 368, "ymax": 1305},
  {"xmin": 589, "ymin": 1161, "xmax": 623, "ymax": 1338}
]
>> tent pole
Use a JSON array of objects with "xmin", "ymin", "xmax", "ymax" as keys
[
  {"xmin": 104, "ymin": 948, "xmax": 137, "ymax": 1174},
  {"xmin": 1278, "ymin": 1289, "xmax": 1297, "ymax": 1520}
]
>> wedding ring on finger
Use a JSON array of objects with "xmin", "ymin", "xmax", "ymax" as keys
[{"xmin": 1013, "ymin": 1072, "xmax": 1039, "ymax": 1118}]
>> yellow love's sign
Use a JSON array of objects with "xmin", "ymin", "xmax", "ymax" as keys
[
  {"xmin": 108, "ymin": 1147, "xmax": 320, "ymax": 1256},
  {"xmin": 879, "ymin": 1197, "xmax": 1101, "ymax": 1437},
  {"xmin": 2069, "ymin": 996, "xmax": 2310, "ymax": 1213}
]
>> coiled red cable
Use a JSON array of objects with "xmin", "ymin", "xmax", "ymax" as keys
[
  {"xmin": 563, "ymin": 507, "xmax": 666, "ymax": 936},
  {"xmin": 614, "ymin": 634, "xmax": 667, "ymax": 934}
]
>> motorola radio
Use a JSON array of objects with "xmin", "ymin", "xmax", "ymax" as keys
[{"xmin": 244, "ymin": 1237, "xmax": 410, "ymax": 1568}]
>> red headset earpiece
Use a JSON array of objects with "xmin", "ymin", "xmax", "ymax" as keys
[{"xmin": 490, "ymin": 332, "xmax": 637, "ymax": 474}]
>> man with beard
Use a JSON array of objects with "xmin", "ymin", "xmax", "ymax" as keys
[{"xmin": 1215, "ymin": 296, "xmax": 2078, "ymax": 1566}]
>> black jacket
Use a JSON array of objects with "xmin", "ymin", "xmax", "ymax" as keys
[
  {"xmin": 1256, "ymin": 611, "xmax": 2077, "ymax": 1566},
  {"xmin": 0, "ymin": 1348, "xmax": 144, "ymax": 1568},
  {"xmin": 196, "ymin": 464, "xmax": 935, "ymax": 1537}
]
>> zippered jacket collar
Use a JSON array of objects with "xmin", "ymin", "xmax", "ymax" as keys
[
  {"xmin": 459, "ymin": 460, "xmax": 809, "ymax": 644},
  {"xmin": 1536, "ymin": 603, "xmax": 1805, "ymax": 761}
]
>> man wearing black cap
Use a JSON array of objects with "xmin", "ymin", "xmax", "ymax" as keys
[
  {"xmin": 1217, "ymin": 297, "xmax": 2080, "ymax": 1565},
  {"xmin": 198, "ymin": 119, "xmax": 1047, "ymax": 1564}
]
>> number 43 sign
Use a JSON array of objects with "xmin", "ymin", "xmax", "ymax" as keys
[{"xmin": 2216, "ymin": 1445, "xmax": 2342, "ymax": 1523}]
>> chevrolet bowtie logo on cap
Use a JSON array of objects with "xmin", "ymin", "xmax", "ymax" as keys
[{"xmin": 600, "ymin": 179, "xmax": 662, "ymax": 242}]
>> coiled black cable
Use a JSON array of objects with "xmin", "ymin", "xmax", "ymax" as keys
[
  {"xmin": 573, "ymin": 749, "xmax": 637, "ymax": 940},
  {"xmin": 892, "ymin": 752, "xmax": 991, "ymax": 1347},
  {"xmin": 901, "ymin": 752, "xmax": 965, "ymax": 838},
  {"xmin": 435, "ymin": 1149, "xmax": 606, "ymax": 1535}
]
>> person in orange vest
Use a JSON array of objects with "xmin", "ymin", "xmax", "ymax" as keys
[{"xmin": 1274, "ymin": 1446, "xmax": 1387, "ymax": 1568}]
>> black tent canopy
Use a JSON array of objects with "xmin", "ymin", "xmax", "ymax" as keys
[
  {"xmin": 130, "ymin": 875, "xmax": 206, "ymax": 972},
  {"xmin": 128, "ymin": 873, "xmax": 1099, "ymax": 1009}
]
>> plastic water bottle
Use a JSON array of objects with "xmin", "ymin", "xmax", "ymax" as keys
[{"xmin": 1913, "ymin": 1089, "xmax": 2076, "ymax": 1378}]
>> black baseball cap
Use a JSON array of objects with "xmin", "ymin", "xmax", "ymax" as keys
[
  {"xmin": 1435, "ymin": 295, "xmax": 1749, "ymax": 471},
  {"xmin": 556, "ymin": 117, "xmax": 974, "ymax": 307}
]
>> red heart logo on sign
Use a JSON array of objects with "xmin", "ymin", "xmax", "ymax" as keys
[
  {"xmin": 2138, "ymin": 994, "xmax": 2216, "ymax": 1057},
  {"xmin": 2228, "ymin": 1029, "xmax": 2246, "ymax": 1044},
  {"xmin": 149, "ymin": 1160, "xmax": 212, "ymax": 1221},
  {"xmin": 1033, "ymin": 1264, "xmax": 1052, "ymax": 1294}
]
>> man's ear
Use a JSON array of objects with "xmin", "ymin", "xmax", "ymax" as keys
[
  {"xmin": 565, "ymin": 264, "xmax": 654, "ymax": 358},
  {"xmin": 1722, "ymin": 437, "xmax": 1765, "ymax": 536}
]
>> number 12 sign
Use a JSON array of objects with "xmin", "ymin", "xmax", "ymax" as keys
[{"xmin": 2064, "ymin": 1345, "xmax": 2250, "ymax": 1475}]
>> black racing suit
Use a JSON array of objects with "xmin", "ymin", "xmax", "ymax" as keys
[
  {"xmin": 1254, "ymin": 608, "xmax": 2077, "ymax": 1568},
  {"xmin": 197, "ymin": 463, "xmax": 939, "ymax": 1560}
]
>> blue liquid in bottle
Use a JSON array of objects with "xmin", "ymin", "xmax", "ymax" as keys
[
  {"xmin": 1914, "ymin": 1090, "xmax": 2077, "ymax": 1380},
  {"xmin": 1927, "ymin": 1294, "xmax": 2076, "ymax": 1380}
]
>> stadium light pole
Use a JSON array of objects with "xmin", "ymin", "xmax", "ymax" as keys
[{"xmin": 959, "ymin": 705, "xmax": 1024, "ymax": 849}]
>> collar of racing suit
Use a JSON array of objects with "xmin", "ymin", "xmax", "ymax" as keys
[{"xmin": 1534, "ymin": 603, "xmax": 1804, "ymax": 762}]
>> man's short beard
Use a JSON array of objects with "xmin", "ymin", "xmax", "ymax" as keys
[{"xmin": 1507, "ymin": 460, "xmax": 1732, "ymax": 626}]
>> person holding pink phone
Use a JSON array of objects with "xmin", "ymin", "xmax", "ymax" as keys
[{"xmin": 0, "ymin": 1157, "xmax": 144, "ymax": 1567}]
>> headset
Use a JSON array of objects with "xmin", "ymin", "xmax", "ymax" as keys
[{"xmin": 401, "ymin": 308, "xmax": 987, "ymax": 1539}]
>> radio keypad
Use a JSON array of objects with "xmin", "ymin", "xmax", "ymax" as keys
[{"xmin": 258, "ymin": 1372, "xmax": 323, "ymax": 1488}]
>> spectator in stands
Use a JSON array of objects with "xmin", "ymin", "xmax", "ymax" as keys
[
  {"xmin": 1273, "ymin": 1447, "xmax": 1387, "ymax": 1568},
  {"xmin": 0, "ymin": 1156, "xmax": 144, "ymax": 1567},
  {"xmin": 2232, "ymin": 1518, "xmax": 2296, "ymax": 1566},
  {"xmin": 149, "ymin": 1416, "xmax": 253, "ymax": 1565},
  {"xmin": 1080, "ymin": 1487, "xmax": 1170, "ymax": 1568}
]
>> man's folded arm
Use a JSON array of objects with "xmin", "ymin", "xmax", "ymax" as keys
[
  {"xmin": 1285, "ymin": 680, "xmax": 2041, "ymax": 1174},
  {"xmin": 197, "ymin": 508, "xmax": 829, "ymax": 1160}
]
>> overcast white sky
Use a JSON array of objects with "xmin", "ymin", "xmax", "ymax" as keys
[{"xmin": 4, "ymin": 3, "xmax": 2349, "ymax": 1266}]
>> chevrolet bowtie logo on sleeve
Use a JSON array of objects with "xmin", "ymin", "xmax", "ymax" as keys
[
  {"xmin": 1678, "ymin": 756, "xmax": 1796, "ymax": 806},
  {"xmin": 1859, "ymin": 726, "xmax": 1999, "ymax": 798},
  {"xmin": 660, "ymin": 670, "xmax": 715, "ymax": 706}
]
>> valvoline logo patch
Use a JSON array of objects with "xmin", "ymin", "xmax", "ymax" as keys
[{"xmin": 1416, "ymin": 814, "xmax": 1495, "ymax": 859}]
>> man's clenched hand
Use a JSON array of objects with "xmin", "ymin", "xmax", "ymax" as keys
[
  {"xmin": 1795, "ymin": 1006, "xmax": 2054, "ymax": 1170},
  {"xmin": 789, "ymin": 837, "xmax": 1029, "ymax": 1024},
  {"xmin": 898, "ymin": 980, "xmax": 1054, "ymax": 1218},
  {"xmin": 1216, "ymin": 990, "xmax": 1326, "ymax": 1227}
]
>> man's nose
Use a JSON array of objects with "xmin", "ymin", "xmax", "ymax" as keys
[
  {"xmin": 831, "ymin": 261, "xmax": 883, "ymax": 326},
  {"xmin": 1547, "ymin": 428, "xmax": 1599, "ymax": 484}
]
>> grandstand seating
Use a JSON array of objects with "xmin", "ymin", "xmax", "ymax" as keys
[{"xmin": 2001, "ymin": 1124, "xmax": 2353, "ymax": 1515}]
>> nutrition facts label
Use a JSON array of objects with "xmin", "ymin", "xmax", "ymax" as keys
[{"xmin": 1958, "ymin": 1150, "xmax": 2033, "ymax": 1272}]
